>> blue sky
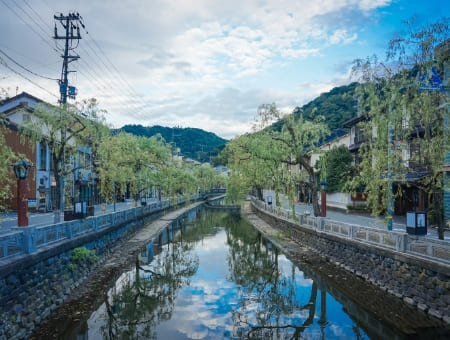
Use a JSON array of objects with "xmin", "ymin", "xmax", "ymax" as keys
[{"xmin": 0, "ymin": 0, "xmax": 448, "ymax": 139}]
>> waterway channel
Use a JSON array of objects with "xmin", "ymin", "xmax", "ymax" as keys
[{"xmin": 31, "ymin": 207, "xmax": 449, "ymax": 339}]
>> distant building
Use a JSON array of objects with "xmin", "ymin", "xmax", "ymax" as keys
[{"xmin": 215, "ymin": 165, "xmax": 230, "ymax": 176}]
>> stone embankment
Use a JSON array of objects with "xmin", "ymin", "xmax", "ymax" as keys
[{"xmin": 242, "ymin": 201, "xmax": 450, "ymax": 337}]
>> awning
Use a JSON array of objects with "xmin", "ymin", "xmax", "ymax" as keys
[{"xmin": 404, "ymin": 171, "xmax": 431, "ymax": 182}]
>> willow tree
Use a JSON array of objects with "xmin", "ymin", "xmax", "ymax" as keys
[
  {"xmin": 349, "ymin": 17, "xmax": 449, "ymax": 238},
  {"xmin": 194, "ymin": 163, "xmax": 224, "ymax": 194},
  {"xmin": 97, "ymin": 132, "xmax": 170, "ymax": 205},
  {"xmin": 75, "ymin": 99, "xmax": 110, "ymax": 204},
  {"xmin": 21, "ymin": 99, "xmax": 106, "ymax": 217},
  {"xmin": 225, "ymin": 132, "xmax": 281, "ymax": 202},
  {"xmin": 226, "ymin": 104, "xmax": 329, "ymax": 216}
]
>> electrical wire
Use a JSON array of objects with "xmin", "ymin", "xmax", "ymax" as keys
[
  {"xmin": 83, "ymin": 31, "xmax": 150, "ymax": 108},
  {"xmin": 0, "ymin": 0, "xmax": 59, "ymax": 54},
  {"xmin": 0, "ymin": 59, "xmax": 59, "ymax": 99},
  {"xmin": 76, "ymin": 58, "xmax": 142, "ymax": 116},
  {"xmin": 22, "ymin": 0, "xmax": 152, "ymax": 116},
  {"xmin": 11, "ymin": 0, "xmax": 51, "ymax": 43},
  {"xmin": 2, "ymin": 1, "xmax": 153, "ymax": 119},
  {"xmin": 0, "ymin": 49, "xmax": 58, "ymax": 80},
  {"xmin": 77, "ymin": 41, "xmax": 149, "ymax": 116},
  {"xmin": 22, "ymin": 0, "xmax": 63, "ymax": 50}
]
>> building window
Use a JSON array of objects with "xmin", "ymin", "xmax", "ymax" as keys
[
  {"xmin": 85, "ymin": 153, "xmax": 91, "ymax": 167},
  {"xmin": 39, "ymin": 144, "xmax": 47, "ymax": 170},
  {"xmin": 78, "ymin": 151, "xmax": 85, "ymax": 169}
]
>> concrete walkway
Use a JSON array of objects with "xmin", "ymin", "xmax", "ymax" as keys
[{"xmin": 262, "ymin": 190, "xmax": 448, "ymax": 241}]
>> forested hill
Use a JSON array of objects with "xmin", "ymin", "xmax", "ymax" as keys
[
  {"xmin": 118, "ymin": 83, "xmax": 357, "ymax": 159},
  {"xmin": 273, "ymin": 82, "xmax": 358, "ymax": 132},
  {"xmin": 117, "ymin": 125, "xmax": 228, "ymax": 161}
]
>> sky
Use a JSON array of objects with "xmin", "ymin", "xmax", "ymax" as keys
[{"xmin": 0, "ymin": 0, "xmax": 448, "ymax": 139}]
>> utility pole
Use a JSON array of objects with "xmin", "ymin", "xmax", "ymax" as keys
[
  {"xmin": 52, "ymin": 12, "xmax": 84, "ymax": 222},
  {"xmin": 54, "ymin": 12, "xmax": 84, "ymax": 104}
]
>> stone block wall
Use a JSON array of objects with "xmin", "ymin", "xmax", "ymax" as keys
[
  {"xmin": 255, "ymin": 209, "xmax": 450, "ymax": 324},
  {"xmin": 0, "ymin": 216, "xmax": 148, "ymax": 340}
]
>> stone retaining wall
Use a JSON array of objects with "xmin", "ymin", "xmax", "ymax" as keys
[
  {"xmin": 252, "ymin": 204, "xmax": 450, "ymax": 324},
  {"xmin": 0, "ymin": 211, "xmax": 154, "ymax": 340}
]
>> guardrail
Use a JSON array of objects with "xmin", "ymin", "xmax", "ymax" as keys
[
  {"xmin": 251, "ymin": 197, "xmax": 450, "ymax": 264},
  {"xmin": 0, "ymin": 194, "xmax": 203, "ymax": 260}
]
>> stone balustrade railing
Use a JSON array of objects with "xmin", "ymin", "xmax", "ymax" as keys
[
  {"xmin": 0, "ymin": 195, "xmax": 200, "ymax": 260},
  {"xmin": 251, "ymin": 197, "xmax": 450, "ymax": 264}
]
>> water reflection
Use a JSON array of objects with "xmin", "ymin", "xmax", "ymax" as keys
[
  {"xmin": 225, "ymin": 213, "xmax": 325, "ymax": 339},
  {"xmin": 97, "ymin": 220, "xmax": 200, "ymax": 339},
  {"xmin": 81, "ymin": 211, "xmax": 379, "ymax": 339}
]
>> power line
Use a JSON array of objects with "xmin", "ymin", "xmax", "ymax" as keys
[
  {"xmin": 75, "ymin": 60, "xmax": 149, "ymax": 119},
  {"xmin": 77, "ymin": 40, "xmax": 149, "ymax": 115},
  {"xmin": 22, "ymin": 0, "xmax": 63, "ymax": 50},
  {"xmin": 20, "ymin": 0, "xmax": 152, "ymax": 117},
  {"xmin": 0, "ymin": 44, "xmax": 60, "ymax": 70},
  {"xmin": 0, "ymin": 0, "xmax": 59, "ymax": 54},
  {"xmin": 84, "ymin": 31, "xmax": 149, "ymax": 106},
  {"xmin": 0, "ymin": 58, "xmax": 59, "ymax": 99},
  {"xmin": 2, "ymin": 1, "xmax": 153, "ymax": 120},
  {"xmin": 0, "ymin": 49, "xmax": 58, "ymax": 80},
  {"xmin": 79, "ymin": 39, "xmax": 140, "ymax": 102},
  {"xmin": 11, "ymin": 0, "xmax": 51, "ymax": 42},
  {"xmin": 80, "ymin": 28, "xmax": 154, "ymax": 116},
  {"xmin": 23, "ymin": 0, "xmax": 52, "ymax": 31}
]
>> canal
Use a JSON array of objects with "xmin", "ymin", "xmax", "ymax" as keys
[{"xmin": 32, "ymin": 208, "xmax": 448, "ymax": 339}]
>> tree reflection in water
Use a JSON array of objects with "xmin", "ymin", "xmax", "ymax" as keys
[
  {"xmin": 100, "ymin": 219, "xmax": 199, "ymax": 340},
  {"xmin": 224, "ymin": 214, "xmax": 322, "ymax": 339},
  {"xmin": 92, "ymin": 211, "xmax": 368, "ymax": 340}
]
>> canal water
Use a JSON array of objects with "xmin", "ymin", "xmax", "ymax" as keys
[{"xmin": 63, "ymin": 209, "xmax": 418, "ymax": 339}]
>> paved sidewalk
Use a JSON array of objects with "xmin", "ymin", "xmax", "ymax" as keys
[
  {"xmin": 262, "ymin": 190, "xmax": 448, "ymax": 241},
  {"xmin": 0, "ymin": 198, "xmax": 160, "ymax": 234}
]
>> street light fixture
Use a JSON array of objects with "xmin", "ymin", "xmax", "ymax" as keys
[
  {"xmin": 13, "ymin": 159, "xmax": 32, "ymax": 227},
  {"xmin": 320, "ymin": 180, "xmax": 328, "ymax": 218},
  {"xmin": 14, "ymin": 159, "xmax": 31, "ymax": 179}
]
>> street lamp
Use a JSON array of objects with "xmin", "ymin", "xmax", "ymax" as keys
[
  {"xmin": 320, "ymin": 180, "xmax": 328, "ymax": 218},
  {"xmin": 13, "ymin": 159, "xmax": 31, "ymax": 227}
]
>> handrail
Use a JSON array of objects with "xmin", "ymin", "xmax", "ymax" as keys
[
  {"xmin": 0, "ymin": 189, "xmax": 227, "ymax": 261},
  {"xmin": 251, "ymin": 196, "xmax": 450, "ymax": 265}
]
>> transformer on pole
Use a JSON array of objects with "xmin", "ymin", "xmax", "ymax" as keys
[{"xmin": 53, "ymin": 12, "xmax": 84, "ymax": 104}]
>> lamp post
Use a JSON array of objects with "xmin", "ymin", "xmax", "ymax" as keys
[
  {"xmin": 320, "ymin": 180, "xmax": 328, "ymax": 218},
  {"xmin": 13, "ymin": 160, "xmax": 31, "ymax": 227}
]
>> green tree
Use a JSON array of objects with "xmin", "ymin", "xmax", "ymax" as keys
[
  {"xmin": 194, "ymin": 163, "xmax": 223, "ymax": 193},
  {"xmin": 21, "ymin": 99, "xmax": 106, "ymax": 217},
  {"xmin": 349, "ymin": 17, "xmax": 449, "ymax": 237},
  {"xmin": 318, "ymin": 145, "xmax": 353, "ymax": 193},
  {"xmin": 97, "ymin": 132, "xmax": 170, "ymax": 205},
  {"xmin": 225, "ymin": 132, "xmax": 280, "ymax": 202},
  {"xmin": 227, "ymin": 104, "xmax": 329, "ymax": 216},
  {"xmin": 0, "ymin": 110, "xmax": 15, "ymax": 213}
]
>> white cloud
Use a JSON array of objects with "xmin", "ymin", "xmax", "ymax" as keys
[
  {"xmin": 329, "ymin": 29, "xmax": 358, "ymax": 45},
  {"xmin": 0, "ymin": 0, "xmax": 397, "ymax": 138}
]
